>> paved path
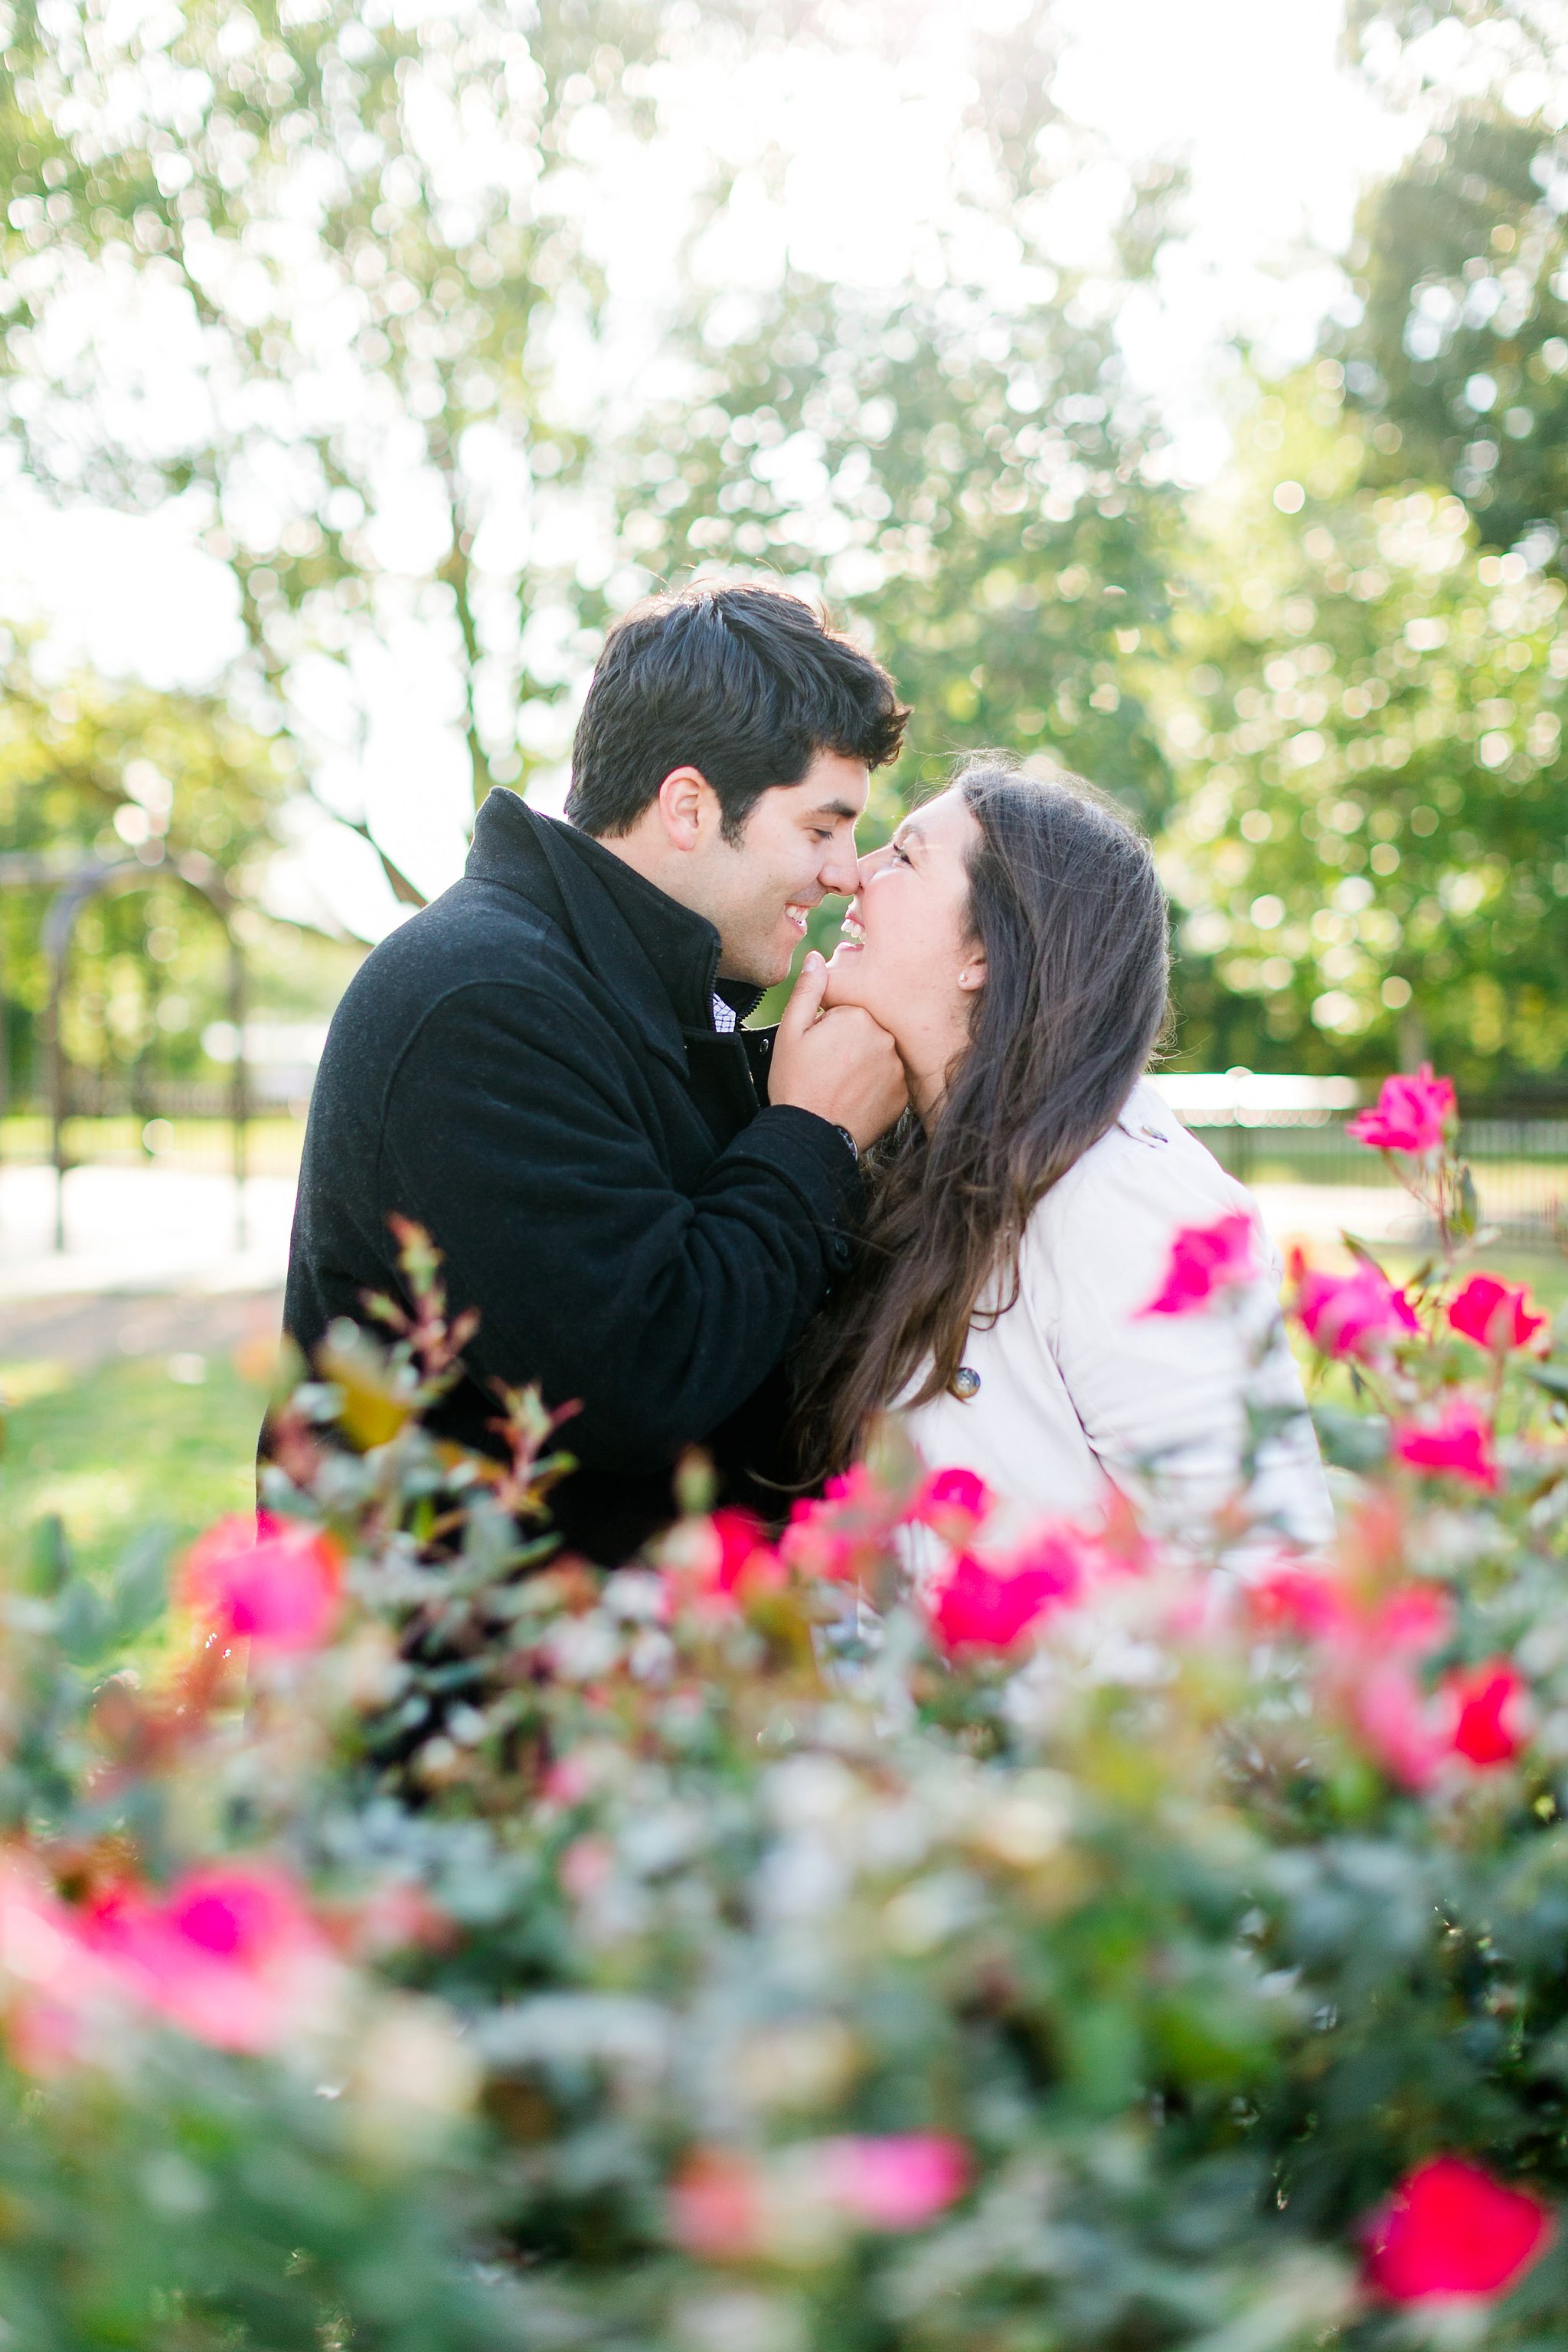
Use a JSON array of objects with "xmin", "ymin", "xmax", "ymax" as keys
[
  {"xmin": 0, "ymin": 1164, "xmax": 291, "ymax": 1374},
  {"xmin": 0, "ymin": 1164, "xmax": 292, "ymax": 1304},
  {"xmin": 0, "ymin": 1159, "xmax": 1426, "ymax": 1381}
]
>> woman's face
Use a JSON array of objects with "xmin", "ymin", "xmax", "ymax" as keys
[{"xmin": 822, "ymin": 787, "xmax": 985, "ymax": 1112}]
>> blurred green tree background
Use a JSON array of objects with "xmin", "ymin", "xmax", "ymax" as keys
[{"xmin": 1, "ymin": 0, "xmax": 1564, "ymax": 1099}]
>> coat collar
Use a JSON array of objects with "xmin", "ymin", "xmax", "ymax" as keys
[{"xmin": 466, "ymin": 789, "xmax": 748, "ymax": 1072}]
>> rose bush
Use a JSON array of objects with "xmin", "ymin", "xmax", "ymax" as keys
[{"xmin": 1, "ymin": 1091, "xmax": 1568, "ymax": 2346}]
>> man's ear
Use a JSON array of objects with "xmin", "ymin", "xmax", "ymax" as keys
[{"xmin": 655, "ymin": 766, "xmax": 714, "ymax": 853}]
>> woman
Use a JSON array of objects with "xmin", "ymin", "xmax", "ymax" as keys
[{"xmin": 794, "ymin": 756, "xmax": 1330, "ymax": 1546}]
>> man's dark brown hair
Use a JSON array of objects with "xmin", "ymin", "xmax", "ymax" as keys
[{"xmin": 566, "ymin": 581, "xmax": 908, "ymax": 842}]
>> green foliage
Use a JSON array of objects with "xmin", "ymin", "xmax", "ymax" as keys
[
  {"xmin": 0, "ymin": 1345, "xmax": 269, "ymax": 1582},
  {"xmin": 1344, "ymin": 102, "xmax": 1568, "ymax": 559},
  {"xmin": 0, "ymin": 0, "xmax": 694, "ymax": 860},
  {"xmin": 1158, "ymin": 367, "xmax": 1568, "ymax": 1085},
  {"xmin": 621, "ymin": 274, "xmax": 1178, "ymax": 834},
  {"xmin": 0, "ymin": 1188, "xmax": 1566, "ymax": 2341},
  {"xmin": 0, "ymin": 635, "xmax": 290, "ymax": 1089}
]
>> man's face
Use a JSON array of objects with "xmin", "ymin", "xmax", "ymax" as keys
[{"xmin": 701, "ymin": 750, "xmax": 871, "ymax": 986}]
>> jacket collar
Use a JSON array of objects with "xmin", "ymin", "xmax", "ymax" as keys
[{"xmin": 466, "ymin": 789, "xmax": 736, "ymax": 1071}]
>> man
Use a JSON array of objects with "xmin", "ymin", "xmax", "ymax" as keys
[{"xmin": 281, "ymin": 583, "xmax": 910, "ymax": 1563}]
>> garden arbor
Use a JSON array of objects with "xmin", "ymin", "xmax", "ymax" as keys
[{"xmin": 0, "ymin": 848, "xmax": 249, "ymax": 1250}]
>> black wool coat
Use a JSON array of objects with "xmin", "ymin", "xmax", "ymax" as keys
[{"xmin": 281, "ymin": 789, "xmax": 864, "ymax": 1563}]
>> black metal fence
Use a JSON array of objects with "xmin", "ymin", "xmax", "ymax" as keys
[{"xmin": 1187, "ymin": 1118, "xmax": 1568, "ymax": 1248}]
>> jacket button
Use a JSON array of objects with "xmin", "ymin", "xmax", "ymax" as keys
[{"xmin": 950, "ymin": 1366, "xmax": 981, "ymax": 1401}]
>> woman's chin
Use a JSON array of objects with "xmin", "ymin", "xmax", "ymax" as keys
[{"xmin": 821, "ymin": 946, "xmax": 867, "ymax": 1009}]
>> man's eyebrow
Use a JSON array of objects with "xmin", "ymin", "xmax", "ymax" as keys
[{"xmin": 805, "ymin": 798, "xmax": 862, "ymax": 822}]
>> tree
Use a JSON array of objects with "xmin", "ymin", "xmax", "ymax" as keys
[
  {"xmin": 0, "ymin": 0, "xmax": 678, "ymax": 903},
  {"xmin": 619, "ymin": 274, "xmax": 1178, "ymax": 830},
  {"xmin": 1157, "ymin": 365, "xmax": 1568, "ymax": 1094},
  {"xmin": 606, "ymin": 94, "xmax": 1184, "ymax": 846},
  {"xmin": 0, "ymin": 636, "xmax": 291, "ymax": 1096},
  {"xmin": 1340, "ymin": 4, "xmax": 1568, "ymax": 563}
]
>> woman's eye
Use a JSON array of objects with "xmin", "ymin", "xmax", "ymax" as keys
[{"xmin": 891, "ymin": 841, "xmax": 910, "ymax": 864}]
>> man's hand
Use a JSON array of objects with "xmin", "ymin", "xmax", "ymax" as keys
[{"xmin": 769, "ymin": 950, "xmax": 908, "ymax": 1150}]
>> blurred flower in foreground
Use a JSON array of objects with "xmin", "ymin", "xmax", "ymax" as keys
[
  {"xmin": 83, "ymin": 1862, "xmax": 343, "ymax": 2053},
  {"xmin": 1363, "ymin": 2155, "xmax": 1553, "ymax": 2301},
  {"xmin": 667, "ymin": 1508, "xmax": 786, "ymax": 1612},
  {"xmin": 783, "ymin": 1464, "xmax": 900, "ymax": 1583},
  {"xmin": 929, "ymin": 1534, "xmax": 1086, "ymax": 1656},
  {"xmin": 1251, "ymin": 1561, "xmax": 1532, "ymax": 1788},
  {"xmin": 1391, "ymin": 1399, "xmax": 1500, "ymax": 1492},
  {"xmin": 1289, "ymin": 1253, "xmax": 1421, "ymax": 1362},
  {"xmin": 1347, "ymin": 1065, "xmax": 1456, "ymax": 1157},
  {"xmin": 670, "ymin": 2134, "xmax": 969, "ymax": 2262},
  {"xmin": 669, "ymin": 2151, "xmax": 762, "ymax": 2262},
  {"xmin": 908, "ymin": 1465, "xmax": 992, "ymax": 1544},
  {"xmin": 817, "ymin": 2135, "xmax": 970, "ymax": 2229},
  {"xmin": 1442, "ymin": 1661, "xmax": 1530, "ymax": 1768},
  {"xmin": 1448, "ymin": 1274, "xmax": 1547, "ymax": 1357},
  {"xmin": 181, "ymin": 1513, "xmax": 343, "ymax": 1654},
  {"xmin": 1138, "ymin": 1211, "xmax": 1257, "ymax": 1317},
  {"xmin": 0, "ymin": 1857, "xmax": 120, "ymax": 2071}
]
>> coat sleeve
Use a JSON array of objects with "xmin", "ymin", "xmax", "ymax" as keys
[
  {"xmin": 1031, "ymin": 1137, "xmax": 1334, "ymax": 1548},
  {"xmin": 377, "ymin": 979, "xmax": 861, "ymax": 1475}
]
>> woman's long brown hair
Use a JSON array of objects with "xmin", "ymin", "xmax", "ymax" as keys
[{"xmin": 792, "ymin": 756, "xmax": 1171, "ymax": 1477}]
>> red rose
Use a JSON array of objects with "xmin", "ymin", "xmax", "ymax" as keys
[{"xmin": 1364, "ymin": 2156, "xmax": 1553, "ymax": 2301}]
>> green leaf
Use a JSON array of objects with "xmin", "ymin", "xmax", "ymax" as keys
[
  {"xmin": 24, "ymin": 1514, "xmax": 71, "ymax": 1597},
  {"xmin": 1310, "ymin": 1406, "xmax": 1390, "ymax": 1473},
  {"xmin": 54, "ymin": 1575, "xmax": 110, "ymax": 1664},
  {"xmin": 109, "ymin": 1526, "xmax": 172, "ymax": 1645},
  {"xmin": 1526, "ymin": 1361, "xmax": 1568, "ymax": 1403}
]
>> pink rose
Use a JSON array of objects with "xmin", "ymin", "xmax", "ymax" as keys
[
  {"xmin": 82, "ymin": 1861, "xmax": 341, "ymax": 2054},
  {"xmin": 1442, "ymin": 1661, "xmax": 1530, "ymax": 1768},
  {"xmin": 0, "ymin": 1856, "xmax": 122, "ymax": 2071},
  {"xmin": 1354, "ymin": 1661, "xmax": 1450, "ymax": 1790},
  {"xmin": 668, "ymin": 2150, "xmax": 763, "ymax": 2262},
  {"xmin": 1448, "ymin": 1275, "xmax": 1547, "ymax": 1356},
  {"xmin": 181, "ymin": 1514, "xmax": 342, "ymax": 1655},
  {"xmin": 782, "ymin": 1464, "xmax": 899, "ymax": 1585},
  {"xmin": 1138, "ymin": 1212, "xmax": 1258, "ymax": 1318},
  {"xmin": 1364, "ymin": 2156, "xmax": 1553, "ymax": 2301},
  {"xmin": 685, "ymin": 1509, "xmax": 784, "ymax": 1609},
  {"xmin": 929, "ymin": 1533, "xmax": 1084, "ymax": 1656},
  {"xmin": 818, "ymin": 2134, "xmax": 970, "ymax": 2230},
  {"xmin": 1346, "ymin": 1064, "xmax": 1457, "ymax": 1156},
  {"xmin": 1249, "ymin": 1566, "xmax": 1351, "ymax": 1642},
  {"xmin": 908, "ymin": 1466, "xmax": 992, "ymax": 1540},
  {"xmin": 1391, "ymin": 1398, "xmax": 1500, "ymax": 1492},
  {"xmin": 1290, "ymin": 1253, "xmax": 1421, "ymax": 1361}
]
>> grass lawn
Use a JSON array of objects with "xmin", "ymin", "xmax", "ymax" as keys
[{"xmin": 0, "ymin": 1349, "xmax": 270, "ymax": 1584}]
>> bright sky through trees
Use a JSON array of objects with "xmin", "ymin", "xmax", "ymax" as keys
[{"xmin": 2, "ymin": 0, "xmax": 1410, "ymax": 940}]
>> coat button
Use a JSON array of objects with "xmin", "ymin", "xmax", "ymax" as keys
[{"xmin": 950, "ymin": 1366, "xmax": 981, "ymax": 1400}]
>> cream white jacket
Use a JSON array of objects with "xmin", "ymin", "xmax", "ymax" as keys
[{"xmin": 900, "ymin": 1079, "xmax": 1332, "ymax": 1547}]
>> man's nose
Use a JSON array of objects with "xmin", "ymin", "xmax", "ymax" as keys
[{"xmin": 818, "ymin": 831, "xmax": 862, "ymax": 896}]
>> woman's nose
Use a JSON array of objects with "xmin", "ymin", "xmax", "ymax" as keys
[{"xmin": 858, "ymin": 844, "xmax": 893, "ymax": 884}]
